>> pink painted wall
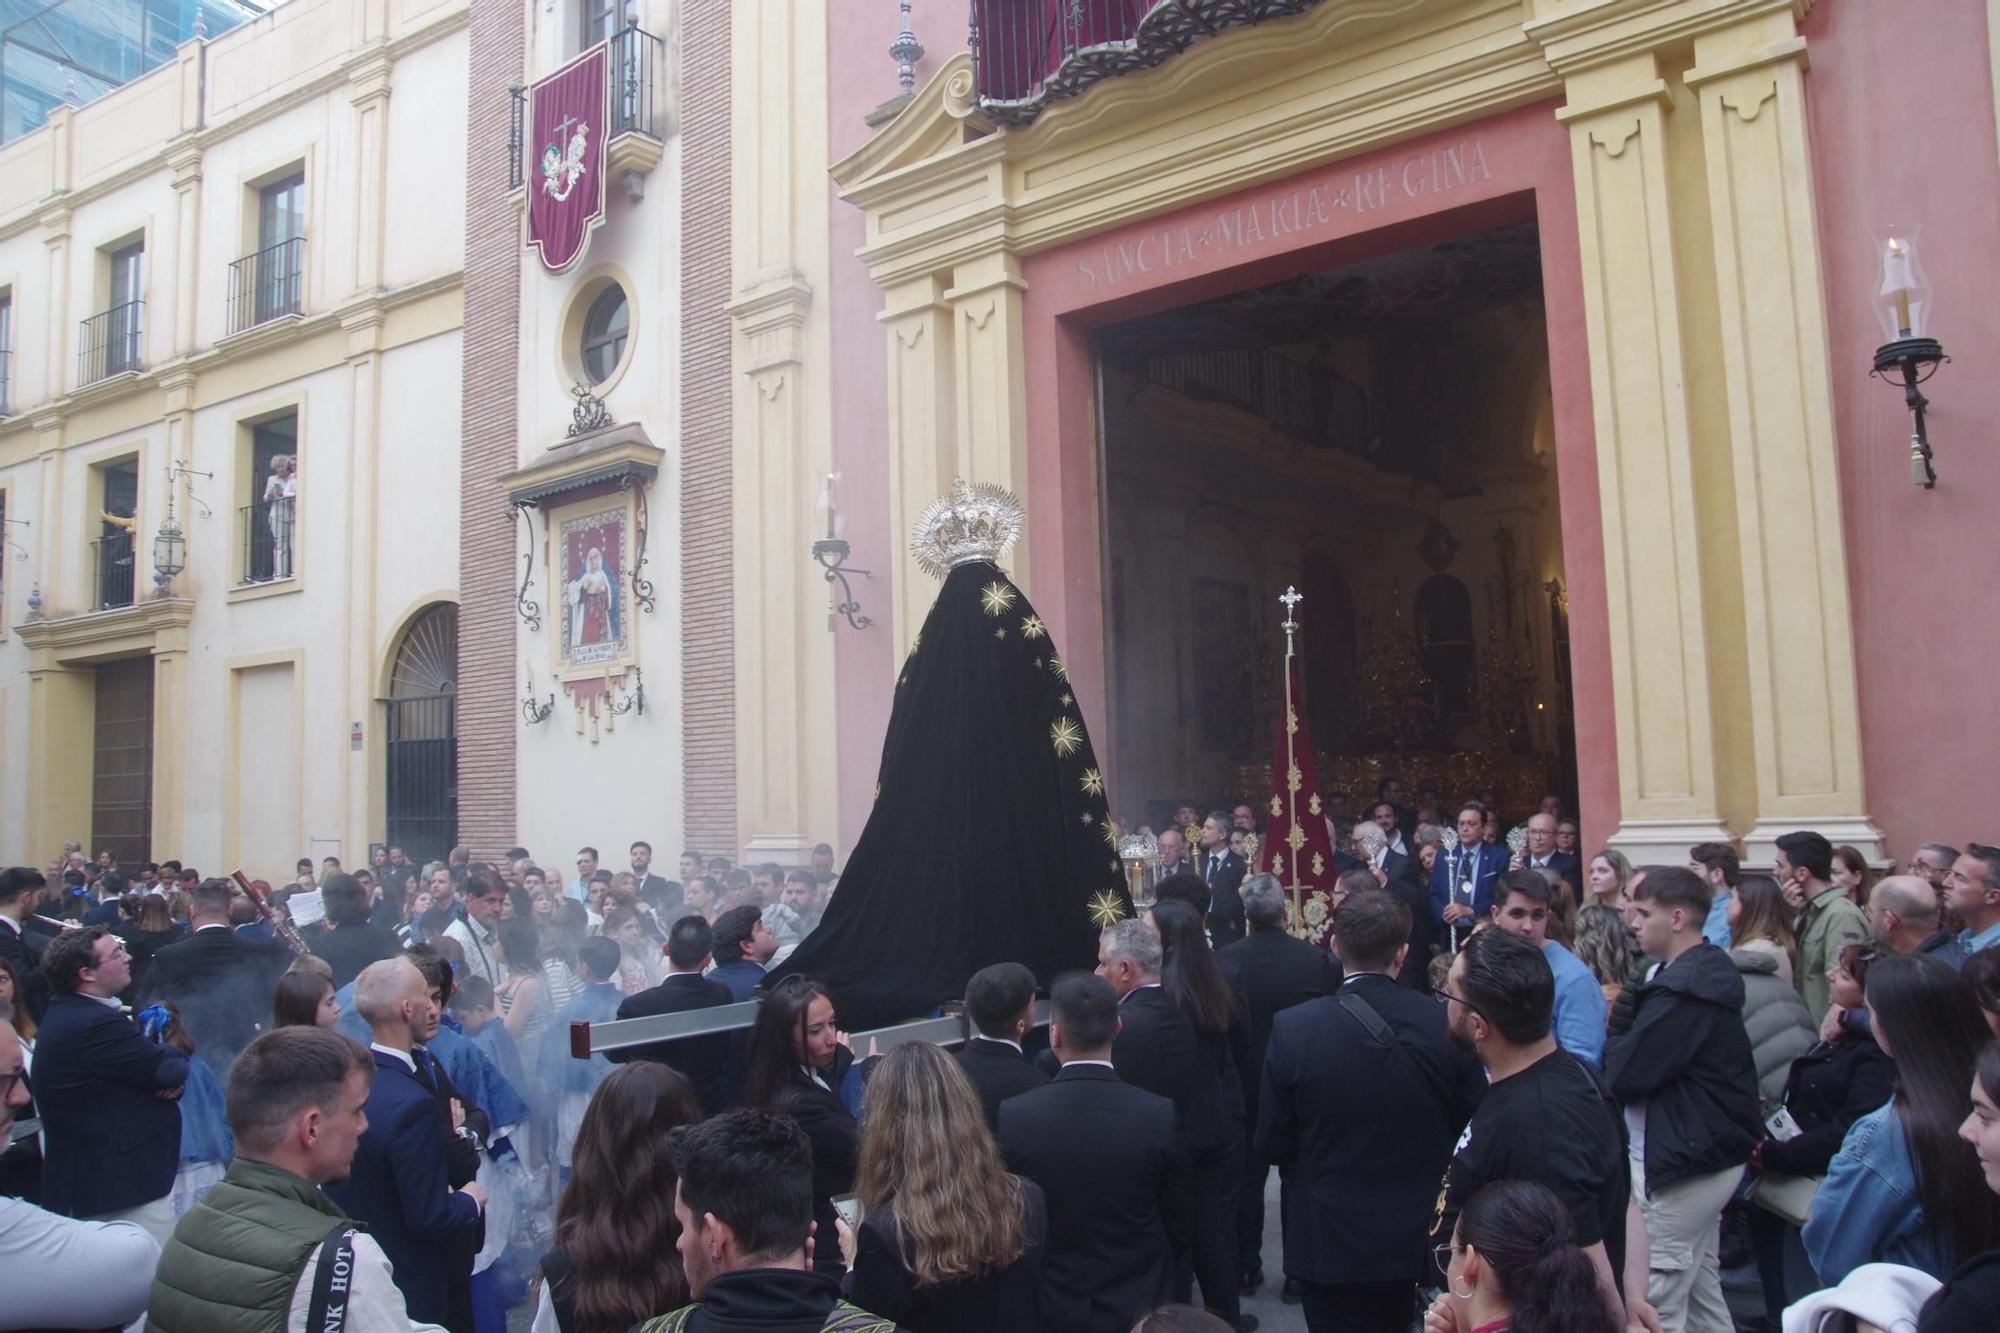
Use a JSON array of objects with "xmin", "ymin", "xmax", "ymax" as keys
[
  {"xmin": 1013, "ymin": 103, "xmax": 1620, "ymax": 844},
  {"xmin": 1803, "ymin": 1, "xmax": 2000, "ymax": 855}
]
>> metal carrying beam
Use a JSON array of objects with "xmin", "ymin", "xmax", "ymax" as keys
[{"xmin": 569, "ymin": 996, "xmax": 1054, "ymax": 1060}]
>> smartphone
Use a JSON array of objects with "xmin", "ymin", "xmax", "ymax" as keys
[{"xmin": 831, "ymin": 1193, "xmax": 861, "ymax": 1227}]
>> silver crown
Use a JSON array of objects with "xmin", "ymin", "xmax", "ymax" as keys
[{"xmin": 910, "ymin": 478, "xmax": 1024, "ymax": 581}]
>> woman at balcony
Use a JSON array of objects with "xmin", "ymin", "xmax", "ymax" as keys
[{"xmin": 262, "ymin": 453, "xmax": 296, "ymax": 580}]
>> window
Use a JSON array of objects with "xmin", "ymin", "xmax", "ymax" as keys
[
  {"xmin": 97, "ymin": 458, "xmax": 139, "ymax": 609},
  {"xmin": 580, "ymin": 0, "xmax": 620, "ymax": 48},
  {"xmin": 243, "ymin": 413, "xmax": 299, "ymax": 584},
  {"xmin": 253, "ymin": 173, "xmax": 306, "ymax": 324},
  {"xmin": 580, "ymin": 284, "xmax": 629, "ymax": 383},
  {"xmin": 0, "ymin": 292, "xmax": 12, "ymax": 414},
  {"xmin": 105, "ymin": 242, "xmax": 144, "ymax": 376}
]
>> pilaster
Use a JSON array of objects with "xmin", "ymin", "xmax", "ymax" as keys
[
  {"xmin": 946, "ymin": 251, "xmax": 1032, "ymax": 592},
  {"xmin": 879, "ymin": 276, "xmax": 956, "ymax": 663},
  {"xmin": 167, "ymin": 141, "xmax": 204, "ymax": 357},
  {"xmin": 149, "ymin": 628, "xmax": 192, "ymax": 859},
  {"xmin": 1686, "ymin": 15, "xmax": 1880, "ymax": 864},
  {"xmin": 349, "ymin": 52, "xmax": 395, "ymax": 295},
  {"xmin": 1552, "ymin": 52, "xmax": 1732, "ymax": 863},
  {"xmin": 27, "ymin": 666, "xmax": 92, "ymax": 858},
  {"xmin": 40, "ymin": 206, "xmax": 71, "ymax": 402},
  {"xmin": 341, "ymin": 304, "xmax": 387, "ymax": 860}
]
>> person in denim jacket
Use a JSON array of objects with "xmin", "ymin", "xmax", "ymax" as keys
[{"xmin": 1803, "ymin": 955, "xmax": 2000, "ymax": 1285}]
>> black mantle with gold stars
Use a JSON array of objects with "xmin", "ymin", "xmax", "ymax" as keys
[{"xmin": 768, "ymin": 559, "xmax": 1130, "ymax": 1029}]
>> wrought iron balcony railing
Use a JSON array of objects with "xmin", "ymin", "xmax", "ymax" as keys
[
  {"xmin": 93, "ymin": 530, "xmax": 136, "ymax": 609},
  {"xmin": 240, "ymin": 499, "xmax": 297, "ymax": 585},
  {"xmin": 79, "ymin": 300, "xmax": 144, "ymax": 386},
  {"xmin": 226, "ymin": 236, "xmax": 306, "ymax": 335},
  {"xmin": 507, "ymin": 24, "xmax": 666, "ymax": 193}
]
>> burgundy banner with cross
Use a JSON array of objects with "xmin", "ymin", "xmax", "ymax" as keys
[{"xmin": 526, "ymin": 45, "xmax": 609, "ymax": 273}]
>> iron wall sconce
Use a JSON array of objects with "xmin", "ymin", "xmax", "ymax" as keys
[
  {"xmin": 813, "ymin": 472, "xmax": 873, "ymax": 631},
  {"xmin": 606, "ymin": 665, "xmax": 645, "ymax": 718},
  {"xmin": 522, "ymin": 659, "xmax": 555, "ymax": 724},
  {"xmin": 152, "ymin": 460, "xmax": 213, "ymax": 592},
  {"xmin": 1869, "ymin": 227, "xmax": 1949, "ymax": 489}
]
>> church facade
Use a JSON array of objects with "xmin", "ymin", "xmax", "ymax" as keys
[{"xmin": 726, "ymin": 0, "xmax": 2000, "ymax": 868}]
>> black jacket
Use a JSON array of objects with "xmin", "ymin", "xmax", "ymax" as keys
[
  {"xmin": 841, "ymin": 1178, "xmax": 1046, "ymax": 1332},
  {"xmin": 1920, "ymin": 1250, "xmax": 2000, "ymax": 1333},
  {"xmin": 34, "ymin": 990, "xmax": 189, "ymax": 1217},
  {"xmin": 0, "ymin": 915, "xmax": 47, "ymax": 1022},
  {"xmin": 1199, "ymin": 849, "xmax": 1247, "ymax": 948},
  {"xmin": 1255, "ymin": 974, "xmax": 1484, "ymax": 1285},
  {"xmin": 998, "ymin": 1065, "xmax": 1189, "ymax": 1333},
  {"xmin": 1759, "ymin": 1033, "xmax": 1895, "ymax": 1178},
  {"xmin": 1605, "ymin": 943, "xmax": 1763, "ymax": 1192},
  {"xmin": 1216, "ymin": 927, "xmax": 1339, "ymax": 1114},
  {"xmin": 768, "ymin": 1045, "xmax": 859, "ymax": 1279},
  {"xmin": 650, "ymin": 1266, "xmax": 910, "ymax": 1332},
  {"xmin": 140, "ymin": 925, "xmax": 292, "ymax": 1070},
  {"xmin": 955, "ymin": 1036, "xmax": 1049, "ymax": 1133},
  {"xmin": 1109, "ymin": 986, "xmax": 1196, "ymax": 1132},
  {"xmin": 612, "ymin": 972, "xmax": 738, "ymax": 1114},
  {"xmin": 313, "ymin": 920, "xmax": 403, "ymax": 991}
]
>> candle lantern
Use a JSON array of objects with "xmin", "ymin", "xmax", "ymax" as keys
[{"xmin": 1869, "ymin": 226, "xmax": 1949, "ymax": 488}]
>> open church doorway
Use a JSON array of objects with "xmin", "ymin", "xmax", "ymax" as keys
[{"xmin": 1098, "ymin": 218, "xmax": 1578, "ymax": 841}]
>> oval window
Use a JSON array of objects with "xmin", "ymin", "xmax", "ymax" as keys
[{"xmin": 580, "ymin": 284, "xmax": 630, "ymax": 384}]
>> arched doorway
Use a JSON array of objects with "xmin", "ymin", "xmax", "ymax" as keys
[{"xmin": 385, "ymin": 603, "xmax": 457, "ymax": 865}]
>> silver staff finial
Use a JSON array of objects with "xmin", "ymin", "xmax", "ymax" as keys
[{"xmin": 1279, "ymin": 585, "xmax": 1302, "ymax": 653}]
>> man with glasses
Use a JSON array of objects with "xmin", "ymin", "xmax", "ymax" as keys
[
  {"xmin": 1947, "ymin": 843, "xmax": 2000, "ymax": 956},
  {"xmin": 1904, "ymin": 842, "xmax": 1958, "ymax": 905},
  {"xmin": 33, "ymin": 927, "xmax": 189, "ymax": 1249},
  {"xmin": 1432, "ymin": 928, "xmax": 1646, "ymax": 1332}
]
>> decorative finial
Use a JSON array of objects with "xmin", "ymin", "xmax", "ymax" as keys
[
  {"xmin": 910, "ymin": 478, "xmax": 1023, "ymax": 580},
  {"xmin": 193, "ymin": 7, "xmax": 208, "ymax": 39},
  {"xmin": 24, "ymin": 581, "xmax": 42, "ymax": 619},
  {"xmin": 890, "ymin": 0, "xmax": 925, "ymax": 96},
  {"xmin": 62, "ymin": 70, "xmax": 78, "ymax": 107},
  {"xmin": 1279, "ymin": 585, "xmax": 1302, "ymax": 654}
]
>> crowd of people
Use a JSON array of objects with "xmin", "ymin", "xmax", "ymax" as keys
[{"xmin": 0, "ymin": 793, "xmax": 1998, "ymax": 1333}]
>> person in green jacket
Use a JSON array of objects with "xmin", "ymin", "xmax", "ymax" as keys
[
  {"xmin": 149, "ymin": 1025, "xmax": 450, "ymax": 1333},
  {"xmin": 1777, "ymin": 831, "xmax": 1870, "ymax": 1024}
]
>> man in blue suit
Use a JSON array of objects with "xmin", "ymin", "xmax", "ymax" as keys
[
  {"xmin": 326, "ymin": 957, "xmax": 486, "ymax": 1331},
  {"xmin": 1428, "ymin": 801, "xmax": 1503, "ymax": 948},
  {"xmin": 32, "ymin": 926, "xmax": 188, "ymax": 1246}
]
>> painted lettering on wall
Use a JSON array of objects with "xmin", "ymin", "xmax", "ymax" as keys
[{"xmin": 1074, "ymin": 140, "xmax": 1495, "ymax": 290}]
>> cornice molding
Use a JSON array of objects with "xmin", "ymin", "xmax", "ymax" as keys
[
  {"xmin": 1523, "ymin": 0, "xmax": 1807, "ymax": 77},
  {"xmin": 18, "ymin": 595, "xmax": 195, "ymax": 665}
]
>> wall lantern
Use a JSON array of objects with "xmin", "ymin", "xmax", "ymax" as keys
[
  {"xmin": 1869, "ymin": 226, "xmax": 1949, "ymax": 488},
  {"xmin": 152, "ymin": 460, "xmax": 213, "ymax": 592},
  {"xmin": 812, "ymin": 471, "xmax": 873, "ymax": 631}
]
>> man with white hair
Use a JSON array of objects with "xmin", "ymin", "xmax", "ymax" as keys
[{"xmin": 325, "ymin": 959, "xmax": 485, "ymax": 1331}]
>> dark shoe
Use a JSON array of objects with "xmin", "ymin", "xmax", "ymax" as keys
[
  {"xmin": 1281, "ymin": 1278, "xmax": 1302, "ymax": 1305},
  {"xmin": 1239, "ymin": 1266, "xmax": 1263, "ymax": 1294}
]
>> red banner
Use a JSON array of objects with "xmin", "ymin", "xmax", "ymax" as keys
[
  {"xmin": 1258, "ymin": 657, "xmax": 1341, "ymax": 947},
  {"xmin": 526, "ymin": 45, "xmax": 608, "ymax": 273}
]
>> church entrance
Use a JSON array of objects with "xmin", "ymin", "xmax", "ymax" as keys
[{"xmin": 1097, "ymin": 218, "xmax": 1577, "ymax": 837}]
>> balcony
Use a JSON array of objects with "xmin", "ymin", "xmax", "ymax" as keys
[
  {"xmin": 239, "ymin": 499, "xmax": 297, "ymax": 586},
  {"xmin": 92, "ymin": 531, "xmax": 136, "ymax": 610},
  {"xmin": 226, "ymin": 237, "xmax": 306, "ymax": 336},
  {"xmin": 78, "ymin": 300, "xmax": 143, "ymax": 386},
  {"xmin": 969, "ymin": 0, "xmax": 1323, "ymax": 125},
  {"xmin": 508, "ymin": 23, "xmax": 667, "ymax": 193}
]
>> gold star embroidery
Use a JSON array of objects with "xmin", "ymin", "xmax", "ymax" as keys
[
  {"xmin": 994, "ymin": 626, "xmax": 1007, "ymax": 639},
  {"xmin": 1049, "ymin": 655, "xmax": 1068, "ymax": 682},
  {"xmin": 1050, "ymin": 717, "xmax": 1083, "ymax": 757},
  {"xmin": 1020, "ymin": 615, "xmax": 1046, "ymax": 640},
  {"xmin": 1087, "ymin": 890, "xmax": 1127, "ymax": 929},
  {"xmin": 1102, "ymin": 823, "xmax": 1120, "ymax": 851},
  {"xmin": 1080, "ymin": 768, "xmax": 1104, "ymax": 797},
  {"xmin": 1060, "ymin": 692, "xmax": 1074, "ymax": 707},
  {"xmin": 980, "ymin": 581, "xmax": 1016, "ymax": 617},
  {"xmin": 1078, "ymin": 812, "xmax": 1094, "ymax": 827}
]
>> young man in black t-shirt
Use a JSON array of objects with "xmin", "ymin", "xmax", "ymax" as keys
[{"xmin": 1432, "ymin": 929, "xmax": 1654, "ymax": 1330}]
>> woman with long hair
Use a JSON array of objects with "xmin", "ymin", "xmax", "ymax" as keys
[
  {"xmin": 271, "ymin": 968, "xmax": 340, "ymax": 1028},
  {"xmin": 1804, "ymin": 954, "xmax": 2000, "ymax": 1283},
  {"xmin": 1750, "ymin": 942, "xmax": 1894, "ymax": 1322},
  {"xmin": 396, "ymin": 879, "xmax": 435, "ymax": 946},
  {"xmin": 1832, "ymin": 845, "xmax": 1874, "ymax": 906},
  {"xmin": 1423, "ymin": 1180, "xmax": 1618, "ymax": 1333},
  {"xmin": 1728, "ymin": 874, "xmax": 1815, "ymax": 1110},
  {"xmin": 1573, "ymin": 849, "xmax": 1637, "ymax": 1003},
  {"xmin": 537, "ymin": 1062, "xmax": 703, "ymax": 1333},
  {"xmin": 1149, "ymin": 899, "xmax": 1247, "ymax": 1328},
  {"xmin": 742, "ymin": 975, "xmax": 856, "ymax": 1277},
  {"xmin": 495, "ymin": 916, "xmax": 549, "ymax": 1046},
  {"xmin": 838, "ymin": 1042, "xmax": 1045, "ymax": 1329},
  {"xmin": 122, "ymin": 892, "xmax": 182, "ymax": 996},
  {"xmin": 1729, "ymin": 876, "xmax": 1799, "ymax": 982},
  {"xmin": 0, "ymin": 956, "xmax": 35, "ymax": 1045},
  {"xmin": 1912, "ymin": 1040, "xmax": 2000, "ymax": 1328},
  {"xmin": 1965, "ymin": 947, "xmax": 2000, "ymax": 1039}
]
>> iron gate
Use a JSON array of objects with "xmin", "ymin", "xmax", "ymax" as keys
[{"xmin": 385, "ymin": 604, "xmax": 458, "ymax": 865}]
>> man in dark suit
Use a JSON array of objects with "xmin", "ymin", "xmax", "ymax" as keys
[
  {"xmin": 955, "ymin": 961, "xmax": 1049, "ymax": 1131},
  {"xmin": 141, "ymin": 876, "xmax": 291, "ymax": 1073},
  {"xmin": 609, "ymin": 914, "xmax": 736, "ymax": 1113},
  {"xmin": 1427, "ymin": 802, "xmax": 1503, "ymax": 948},
  {"xmin": 1198, "ymin": 812, "xmax": 1249, "ymax": 947},
  {"xmin": 629, "ymin": 839, "xmax": 678, "ymax": 910},
  {"xmin": 1217, "ymin": 872, "xmax": 1339, "ymax": 1292},
  {"xmin": 1155, "ymin": 827, "xmax": 1196, "ymax": 881},
  {"xmin": 1096, "ymin": 917, "xmax": 1196, "ymax": 1122},
  {"xmin": 1518, "ymin": 811, "xmax": 1582, "ymax": 886},
  {"xmin": 999, "ymin": 972, "xmax": 1190, "ymax": 1333},
  {"xmin": 32, "ymin": 926, "xmax": 188, "ymax": 1245},
  {"xmin": 0, "ymin": 866, "xmax": 49, "ymax": 1022},
  {"xmin": 327, "ymin": 957, "xmax": 487, "ymax": 1331},
  {"xmin": 1257, "ymin": 889, "xmax": 1485, "ymax": 1333}
]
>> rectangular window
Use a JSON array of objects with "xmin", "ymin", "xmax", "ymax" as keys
[
  {"xmin": 105, "ymin": 242, "xmax": 144, "ymax": 376},
  {"xmin": 253, "ymin": 173, "xmax": 306, "ymax": 324},
  {"xmin": 581, "ymin": 0, "xmax": 618, "ymax": 48},
  {"xmin": 97, "ymin": 458, "xmax": 138, "ymax": 609},
  {"xmin": 243, "ymin": 412, "xmax": 299, "ymax": 584}
]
